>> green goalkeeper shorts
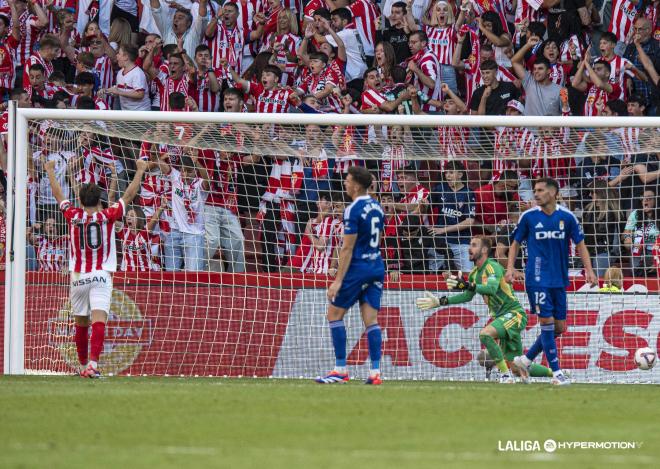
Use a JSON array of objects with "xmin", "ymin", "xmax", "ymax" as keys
[{"xmin": 490, "ymin": 310, "xmax": 527, "ymax": 362}]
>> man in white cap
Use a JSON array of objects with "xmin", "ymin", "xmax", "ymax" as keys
[{"xmin": 505, "ymin": 99, "xmax": 525, "ymax": 116}]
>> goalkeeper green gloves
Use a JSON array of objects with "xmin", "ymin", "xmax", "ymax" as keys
[
  {"xmin": 415, "ymin": 292, "xmax": 448, "ymax": 310},
  {"xmin": 446, "ymin": 274, "xmax": 476, "ymax": 291}
]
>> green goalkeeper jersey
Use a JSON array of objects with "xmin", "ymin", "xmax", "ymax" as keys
[{"xmin": 447, "ymin": 259, "xmax": 525, "ymax": 318}]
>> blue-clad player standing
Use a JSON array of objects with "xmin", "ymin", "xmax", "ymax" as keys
[
  {"xmin": 316, "ymin": 167, "xmax": 385, "ymax": 385},
  {"xmin": 506, "ymin": 178, "xmax": 597, "ymax": 385}
]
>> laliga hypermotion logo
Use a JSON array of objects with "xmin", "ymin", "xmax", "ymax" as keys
[{"xmin": 48, "ymin": 290, "xmax": 152, "ymax": 374}]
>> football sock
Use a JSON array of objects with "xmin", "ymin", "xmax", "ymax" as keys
[
  {"xmin": 329, "ymin": 320, "xmax": 347, "ymax": 369},
  {"xmin": 540, "ymin": 323, "xmax": 560, "ymax": 372},
  {"xmin": 74, "ymin": 325, "xmax": 88, "ymax": 365},
  {"xmin": 525, "ymin": 334, "xmax": 544, "ymax": 362},
  {"xmin": 479, "ymin": 334, "xmax": 508, "ymax": 373},
  {"xmin": 529, "ymin": 363, "xmax": 553, "ymax": 377},
  {"xmin": 365, "ymin": 324, "xmax": 382, "ymax": 371},
  {"xmin": 90, "ymin": 322, "xmax": 106, "ymax": 364}
]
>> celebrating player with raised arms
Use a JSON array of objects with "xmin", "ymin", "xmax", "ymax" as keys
[
  {"xmin": 506, "ymin": 178, "xmax": 597, "ymax": 386},
  {"xmin": 44, "ymin": 158, "xmax": 148, "ymax": 378},
  {"xmin": 416, "ymin": 236, "xmax": 554, "ymax": 383},
  {"xmin": 316, "ymin": 166, "xmax": 385, "ymax": 385}
]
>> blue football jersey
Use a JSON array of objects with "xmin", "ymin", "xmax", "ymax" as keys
[
  {"xmin": 512, "ymin": 206, "xmax": 585, "ymax": 288},
  {"xmin": 343, "ymin": 195, "xmax": 385, "ymax": 266}
]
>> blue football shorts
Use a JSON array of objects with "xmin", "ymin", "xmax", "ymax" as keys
[
  {"xmin": 526, "ymin": 286, "xmax": 567, "ymax": 320},
  {"xmin": 331, "ymin": 265, "xmax": 385, "ymax": 311}
]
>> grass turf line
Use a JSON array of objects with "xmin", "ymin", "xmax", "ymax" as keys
[{"xmin": 0, "ymin": 377, "xmax": 658, "ymax": 469}]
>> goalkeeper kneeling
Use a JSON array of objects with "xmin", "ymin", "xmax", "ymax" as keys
[{"xmin": 416, "ymin": 236, "xmax": 552, "ymax": 383}]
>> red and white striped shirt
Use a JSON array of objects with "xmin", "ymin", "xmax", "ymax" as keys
[
  {"xmin": 34, "ymin": 235, "xmax": 67, "ymax": 272},
  {"xmin": 297, "ymin": 67, "xmax": 341, "ymax": 112},
  {"xmin": 408, "ymin": 49, "xmax": 441, "ymax": 111},
  {"xmin": 15, "ymin": 10, "xmax": 44, "ymax": 66},
  {"xmin": 118, "ymin": 226, "xmax": 159, "ymax": 272},
  {"xmin": 207, "ymin": 22, "xmax": 247, "ymax": 71},
  {"xmin": 0, "ymin": 43, "xmax": 14, "ymax": 90},
  {"xmin": 398, "ymin": 184, "xmax": 431, "ymax": 225},
  {"xmin": 513, "ymin": 0, "xmax": 544, "ymax": 44},
  {"xmin": 438, "ymin": 126, "xmax": 469, "ymax": 161},
  {"xmin": 559, "ymin": 35, "xmax": 588, "ymax": 63},
  {"xmin": 329, "ymin": 57, "xmax": 346, "ymax": 90},
  {"xmin": 608, "ymin": 0, "xmax": 639, "ymax": 43},
  {"xmin": 60, "ymin": 198, "xmax": 125, "ymax": 273},
  {"xmin": 303, "ymin": 0, "xmax": 326, "ymax": 20},
  {"xmin": 195, "ymin": 69, "xmax": 222, "ymax": 112},
  {"xmin": 261, "ymin": 32, "xmax": 300, "ymax": 86},
  {"xmin": 247, "ymin": 81, "xmax": 296, "ymax": 113},
  {"xmin": 201, "ymin": 149, "xmax": 240, "ymax": 213},
  {"xmin": 234, "ymin": 0, "xmax": 261, "ymax": 61},
  {"xmin": 548, "ymin": 63, "xmax": 569, "ymax": 86},
  {"xmin": 262, "ymin": 157, "xmax": 304, "ymax": 203},
  {"xmin": 594, "ymin": 55, "xmax": 632, "ymax": 100},
  {"xmin": 492, "ymin": 127, "xmax": 535, "ymax": 180},
  {"xmin": 361, "ymin": 87, "xmax": 387, "ymax": 110},
  {"xmin": 25, "ymin": 82, "xmax": 64, "ymax": 100},
  {"xmin": 529, "ymin": 135, "xmax": 573, "ymax": 188},
  {"xmin": 154, "ymin": 73, "xmax": 196, "ymax": 111},
  {"xmin": 583, "ymin": 82, "xmax": 622, "ymax": 116},
  {"xmin": 612, "ymin": 126, "xmax": 641, "ymax": 161},
  {"xmin": 75, "ymin": 147, "xmax": 107, "ymax": 186},
  {"xmin": 23, "ymin": 53, "xmax": 54, "ymax": 87},
  {"xmin": 424, "ymin": 25, "xmax": 457, "ymax": 65},
  {"xmin": 298, "ymin": 215, "xmax": 342, "ymax": 274},
  {"xmin": 94, "ymin": 54, "xmax": 115, "ymax": 90},
  {"xmin": 348, "ymin": 0, "xmax": 380, "ymax": 56},
  {"xmin": 139, "ymin": 171, "xmax": 173, "ymax": 233}
]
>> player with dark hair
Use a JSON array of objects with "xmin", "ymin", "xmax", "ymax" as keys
[
  {"xmin": 416, "ymin": 236, "xmax": 554, "ymax": 383},
  {"xmin": 506, "ymin": 178, "xmax": 597, "ymax": 385},
  {"xmin": 44, "ymin": 158, "xmax": 148, "ymax": 378},
  {"xmin": 316, "ymin": 166, "xmax": 385, "ymax": 385}
]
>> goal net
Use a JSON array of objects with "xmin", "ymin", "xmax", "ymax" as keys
[{"xmin": 3, "ymin": 108, "xmax": 660, "ymax": 383}]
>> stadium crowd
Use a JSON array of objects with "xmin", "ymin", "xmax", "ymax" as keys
[{"xmin": 0, "ymin": 0, "xmax": 657, "ymax": 278}]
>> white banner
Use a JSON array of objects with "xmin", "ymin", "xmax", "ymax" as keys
[{"xmin": 274, "ymin": 290, "xmax": 660, "ymax": 383}]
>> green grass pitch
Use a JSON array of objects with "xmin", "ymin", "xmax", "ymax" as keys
[{"xmin": 0, "ymin": 377, "xmax": 658, "ymax": 469}]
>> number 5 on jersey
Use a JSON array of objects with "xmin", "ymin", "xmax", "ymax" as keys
[{"xmin": 370, "ymin": 217, "xmax": 380, "ymax": 248}]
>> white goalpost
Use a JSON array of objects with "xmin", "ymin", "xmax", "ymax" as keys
[{"xmin": 4, "ymin": 107, "xmax": 660, "ymax": 382}]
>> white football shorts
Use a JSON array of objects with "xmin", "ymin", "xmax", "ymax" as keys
[{"xmin": 70, "ymin": 270, "xmax": 113, "ymax": 316}]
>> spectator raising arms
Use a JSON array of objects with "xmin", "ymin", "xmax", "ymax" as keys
[
  {"xmin": 3, "ymin": 0, "xmax": 660, "ymax": 283},
  {"xmin": 157, "ymin": 150, "xmax": 211, "ymax": 272}
]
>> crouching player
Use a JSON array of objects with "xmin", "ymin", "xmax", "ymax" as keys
[
  {"xmin": 45, "ymin": 158, "xmax": 148, "ymax": 378},
  {"xmin": 416, "ymin": 236, "xmax": 552, "ymax": 382},
  {"xmin": 316, "ymin": 166, "xmax": 385, "ymax": 385}
]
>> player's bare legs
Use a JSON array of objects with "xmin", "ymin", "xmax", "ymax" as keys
[
  {"xmin": 479, "ymin": 325, "xmax": 513, "ymax": 383},
  {"xmin": 81, "ymin": 310, "xmax": 108, "ymax": 378},
  {"xmin": 360, "ymin": 302, "xmax": 382, "ymax": 385}
]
